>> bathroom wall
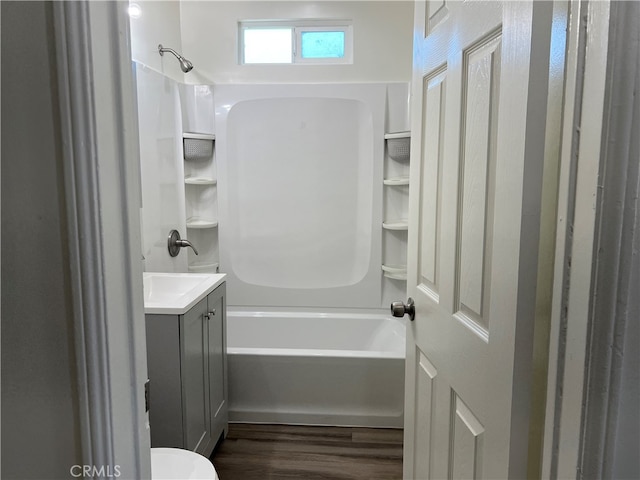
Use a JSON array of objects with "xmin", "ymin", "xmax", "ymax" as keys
[
  {"xmin": 179, "ymin": 1, "xmax": 414, "ymax": 84},
  {"xmin": 1, "ymin": 2, "xmax": 82, "ymax": 477},
  {"xmin": 129, "ymin": 0, "xmax": 185, "ymax": 82}
]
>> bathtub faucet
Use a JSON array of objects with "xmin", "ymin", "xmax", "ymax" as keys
[{"xmin": 167, "ymin": 229, "xmax": 199, "ymax": 257}]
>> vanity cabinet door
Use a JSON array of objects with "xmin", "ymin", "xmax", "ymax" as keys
[
  {"xmin": 180, "ymin": 297, "xmax": 212, "ymax": 454},
  {"xmin": 206, "ymin": 284, "xmax": 227, "ymax": 441}
]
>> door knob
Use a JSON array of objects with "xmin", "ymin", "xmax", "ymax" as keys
[{"xmin": 391, "ymin": 298, "xmax": 415, "ymax": 321}]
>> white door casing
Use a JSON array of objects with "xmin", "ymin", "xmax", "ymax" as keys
[
  {"xmin": 541, "ymin": 1, "xmax": 640, "ymax": 478},
  {"xmin": 403, "ymin": 1, "xmax": 554, "ymax": 478},
  {"xmin": 52, "ymin": 2, "xmax": 151, "ymax": 477}
]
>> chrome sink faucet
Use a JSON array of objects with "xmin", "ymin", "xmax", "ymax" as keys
[{"xmin": 167, "ymin": 229, "xmax": 198, "ymax": 257}]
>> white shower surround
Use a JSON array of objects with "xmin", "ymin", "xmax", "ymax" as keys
[
  {"xmin": 140, "ymin": 80, "xmax": 410, "ymax": 428},
  {"xmin": 213, "ymin": 84, "xmax": 409, "ymax": 427},
  {"xmin": 215, "ymin": 83, "xmax": 392, "ymax": 309},
  {"xmin": 135, "ymin": 64, "xmax": 187, "ymax": 273},
  {"xmin": 227, "ymin": 310, "xmax": 406, "ymax": 427}
]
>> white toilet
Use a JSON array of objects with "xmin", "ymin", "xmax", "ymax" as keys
[{"xmin": 151, "ymin": 448, "xmax": 219, "ymax": 480}]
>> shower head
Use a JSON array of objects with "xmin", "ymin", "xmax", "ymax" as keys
[
  {"xmin": 179, "ymin": 57, "xmax": 194, "ymax": 73},
  {"xmin": 158, "ymin": 44, "xmax": 194, "ymax": 73}
]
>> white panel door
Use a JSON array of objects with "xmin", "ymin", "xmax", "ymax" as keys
[{"xmin": 402, "ymin": 1, "xmax": 553, "ymax": 478}]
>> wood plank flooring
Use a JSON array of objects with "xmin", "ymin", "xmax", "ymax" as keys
[{"xmin": 210, "ymin": 424, "xmax": 403, "ymax": 480}]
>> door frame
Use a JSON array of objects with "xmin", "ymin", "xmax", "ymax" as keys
[
  {"xmin": 542, "ymin": 0, "xmax": 639, "ymax": 477},
  {"xmin": 52, "ymin": 2, "xmax": 151, "ymax": 478},
  {"xmin": 48, "ymin": 0, "xmax": 635, "ymax": 478}
]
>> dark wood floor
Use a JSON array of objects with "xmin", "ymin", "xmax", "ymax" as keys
[{"xmin": 210, "ymin": 423, "xmax": 403, "ymax": 480}]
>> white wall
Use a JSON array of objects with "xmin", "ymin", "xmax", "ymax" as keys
[
  {"xmin": 179, "ymin": 1, "xmax": 413, "ymax": 84},
  {"xmin": 129, "ymin": 0, "xmax": 185, "ymax": 82},
  {"xmin": 1, "ymin": 2, "xmax": 82, "ymax": 477}
]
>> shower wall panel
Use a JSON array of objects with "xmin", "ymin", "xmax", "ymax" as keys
[
  {"xmin": 135, "ymin": 64, "xmax": 187, "ymax": 272},
  {"xmin": 215, "ymin": 84, "xmax": 387, "ymax": 308}
]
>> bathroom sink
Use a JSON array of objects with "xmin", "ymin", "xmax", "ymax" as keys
[{"xmin": 143, "ymin": 272, "xmax": 226, "ymax": 315}]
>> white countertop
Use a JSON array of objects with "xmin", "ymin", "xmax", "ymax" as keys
[{"xmin": 143, "ymin": 272, "xmax": 226, "ymax": 315}]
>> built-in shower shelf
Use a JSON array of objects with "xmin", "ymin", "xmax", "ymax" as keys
[
  {"xmin": 382, "ymin": 264, "xmax": 407, "ymax": 274},
  {"xmin": 186, "ymin": 217, "xmax": 218, "ymax": 229},
  {"xmin": 183, "ymin": 132, "xmax": 215, "ymax": 140},
  {"xmin": 188, "ymin": 262, "xmax": 219, "ymax": 273},
  {"xmin": 383, "ymin": 176, "xmax": 410, "ymax": 186},
  {"xmin": 385, "ymin": 131, "xmax": 411, "ymax": 162},
  {"xmin": 382, "ymin": 264, "xmax": 407, "ymax": 280},
  {"xmin": 383, "ymin": 271, "xmax": 408, "ymax": 281},
  {"xmin": 183, "ymin": 133, "xmax": 215, "ymax": 161},
  {"xmin": 384, "ymin": 131, "xmax": 411, "ymax": 140},
  {"xmin": 185, "ymin": 175, "xmax": 217, "ymax": 185},
  {"xmin": 382, "ymin": 220, "xmax": 409, "ymax": 231}
]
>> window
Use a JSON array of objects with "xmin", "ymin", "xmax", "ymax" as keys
[
  {"xmin": 240, "ymin": 21, "xmax": 353, "ymax": 65},
  {"xmin": 243, "ymin": 28, "xmax": 293, "ymax": 64},
  {"xmin": 299, "ymin": 29, "xmax": 346, "ymax": 60}
]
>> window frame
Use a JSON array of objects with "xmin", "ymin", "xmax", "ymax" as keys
[{"xmin": 239, "ymin": 20, "xmax": 353, "ymax": 65}]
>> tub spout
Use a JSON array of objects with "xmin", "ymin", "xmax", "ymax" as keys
[{"xmin": 176, "ymin": 239, "xmax": 199, "ymax": 255}]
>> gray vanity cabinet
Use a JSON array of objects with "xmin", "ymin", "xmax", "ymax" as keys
[{"xmin": 145, "ymin": 282, "xmax": 227, "ymax": 458}]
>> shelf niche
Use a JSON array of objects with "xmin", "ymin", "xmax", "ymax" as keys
[
  {"xmin": 382, "ymin": 129, "xmax": 410, "ymax": 307},
  {"xmin": 182, "ymin": 129, "xmax": 219, "ymax": 274}
]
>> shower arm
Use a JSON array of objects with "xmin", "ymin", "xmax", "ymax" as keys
[
  {"xmin": 158, "ymin": 44, "xmax": 194, "ymax": 73},
  {"xmin": 158, "ymin": 44, "xmax": 181, "ymax": 59}
]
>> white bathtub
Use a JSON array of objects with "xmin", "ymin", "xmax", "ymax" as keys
[{"xmin": 227, "ymin": 310, "xmax": 406, "ymax": 428}]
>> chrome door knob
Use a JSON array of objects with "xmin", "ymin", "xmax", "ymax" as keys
[{"xmin": 391, "ymin": 298, "xmax": 415, "ymax": 321}]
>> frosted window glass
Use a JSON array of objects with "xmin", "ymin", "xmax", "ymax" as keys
[
  {"xmin": 300, "ymin": 31, "xmax": 345, "ymax": 59},
  {"xmin": 243, "ymin": 29, "xmax": 292, "ymax": 64}
]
